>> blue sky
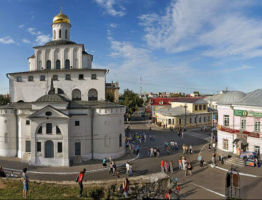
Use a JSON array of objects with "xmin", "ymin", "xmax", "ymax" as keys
[{"xmin": 1, "ymin": 0, "xmax": 262, "ymax": 94}]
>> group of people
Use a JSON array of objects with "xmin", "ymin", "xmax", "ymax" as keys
[
  {"xmin": 182, "ymin": 144, "xmax": 193, "ymax": 154},
  {"xmin": 178, "ymin": 156, "xmax": 193, "ymax": 176},
  {"xmin": 160, "ymin": 160, "xmax": 174, "ymax": 173},
  {"xmin": 148, "ymin": 147, "xmax": 160, "ymax": 157}
]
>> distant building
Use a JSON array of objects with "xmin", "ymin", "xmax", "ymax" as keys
[
  {"xmin": 217, "ymin": 90, "xmax": 262, "ymax": 157},
  {"xmin": 190, "ymin": 91, "xmax": 200, "ymax": 97},
  {"xmin": 155, "ymin": 97, "xmax": 212, "ymax": 129},
  {"xmin": 105, "ymin": 82, "xmax": 120, "ymax": 103}
]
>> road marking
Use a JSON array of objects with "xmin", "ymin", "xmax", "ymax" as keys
[
  {"xmin": 210, "ymin": 165, "xmax": 259, "ymax": 178},
  {"xmin": 191, "ymin": 182, "xmax": 226, "ymax": 198},
  {"xmin": 3, "ymin": 155, "xmax": 139, "ymax": 175}
]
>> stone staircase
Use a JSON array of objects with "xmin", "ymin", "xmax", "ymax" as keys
[{"xmin": 225, "ymin": 157, "xmax": 245, "ymax": 168}]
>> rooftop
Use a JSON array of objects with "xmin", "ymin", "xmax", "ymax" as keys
[{"xmin": 235, "ymin": 89, "xmax": 262, "ymax": 107}]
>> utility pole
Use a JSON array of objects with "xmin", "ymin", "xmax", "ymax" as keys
[{"xmin": 184, "ymin": 105, "xmax": 187, "ymax": 131}]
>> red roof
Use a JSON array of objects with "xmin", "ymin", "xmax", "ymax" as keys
[{"xmin": 150, "ymin": 97, "xmax": 205, "ymax": 106}]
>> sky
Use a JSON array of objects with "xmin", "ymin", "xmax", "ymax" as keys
[{"xmin": 1, "ymin": 0, "xmax": 262, "ymax": 94}]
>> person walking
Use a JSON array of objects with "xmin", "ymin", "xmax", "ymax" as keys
[
  {"xmin": 187, "ymin": 162, "xmax": 193, "ymax": 176},
  {"xmin": 189, "ymin": 145, "xmax": 193, "ymax": 154},
  {"xmin": 184, "ymin": 159, "xmax": 188, "ymax": 176},
  {"xmin": 169, "ymin": 161, "xmax": 174, "ymax": 173},
  {"xmin": 161, "ymin": 160, "xmax": 165, "ymax": 173},
  {"xmin": 165, "ymin": 189, "xmax": 172, "ymax": 200},
  {"xmin": 122, "ymin": 178, "xmax": 129, "ymax": 198},
  {"xmin": 178, "ymin": 158, "xmax": 182, "ymax": 170},
  {"xmin": 109, "ymin": 161, "xmax": 113, "ymax": 175},
  {"xmin": 112, "ymin": 161, "xmax": 117, "ymax": 176},
  {"xmin": 77, "ymin": 168, "xmax": 86, "ymax": 197},
  {"xmin": 22, "ymin": 168, "xmax": 29, "ymax": 198},
  {"xmin": 164, "ymin": 161, "xmax": 169, "ymax": 173},
  {"xmin": 102, "ymin": 158, "xmax": 107, "ymax": 167},
  {"xmin": 125, "ymin": 162, "xmax": 130, "ymax": 175}
]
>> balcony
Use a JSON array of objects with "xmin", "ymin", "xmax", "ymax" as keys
[{"xmin": 217, "ymin": 125, "xmax": 260, "ymax": 138}]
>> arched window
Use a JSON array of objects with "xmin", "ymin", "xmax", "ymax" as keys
[
  {"xmin": 46, "ymin": 60, "xmax": 51, "ymax": 69},
  {"xmin": 72, "ymin": 89, "xmax": 81, "ymax": 101},
  {"xmin": 45, "ymin": 140, "xmax": 54, "ymax": 158},
  {"xmin": 65, "ymin": 59, "xmax": 70, "ymax": 69},
  {"xmin": 17, "ymin": 100, "xmax": 24, "ymax": 103},
  {"xmin": 119, "ymin": 134, "xmax": 122, "ymax": 147},
  {"xmin": 53, "ymin": 30, "xmax": 56, "ymax": 40},
  {"xmin": 59, "ymin": 29, "xmax": 61, "ymax": 38},
  {"xmin": 65, "ymin": 30, "xmax": 68, "ymax": 39},
  {"xmin": 88, "ymin": 89, "xmax": 98, "ymax": 101},
  {"xmin": 57, "ymin": 88, "xmax": 64, "ymax": 95},
  {"xmin": 56, "ymin": 60, "xmax": 61, "ymax": 69}
]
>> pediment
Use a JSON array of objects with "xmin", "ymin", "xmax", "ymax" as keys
[{"xmin": 28, "ymin": 105, "xmax": 69, "ymax": 119}]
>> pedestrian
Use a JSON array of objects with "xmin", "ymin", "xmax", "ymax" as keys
[
  {"xmin": 189, "ymin": 145, "xmax": 193, "ymax": 154},
  {"xmin": 157, "ymin": 148, "xmax": 160, "ymax": 157},
  {"xmin": 136, "ymin": 145, "xmax": 140, "ymax": 155},
  {"xmin": 169, "ymin": 161, "xmax": 174, "ymax": 173},
  {"xmin": 126, "ymin": 162, "xmax": 130, "ymax": 175},
  {"xmin": 178, "ymin": 158, "xmax": 182, "ymax": 170},
  {"xmin": 165, "ymin": 189, "xmax": 172, "ymax": 200},
  {"xmin": 122, "ymin": 178, "xmax": 129, "ymax": 198},
  {"xmin": 153, "ymin": 148, "xmax": 157, "ymax": 157},
  {"xmin": 102, "ymin": 158, "xmax": 107, "ymax": 167},
  {"xmin": 200, "ymin": 159, "xmax": 204, "ymax": 167},
  {"xmin": 76, "ymin": 168, "xmax": 86, "ymax": 197},
  {"xmin": 129, "ymin": 164, "xmax": 133, "ymax": 176},
  {"xmin": 164, "ymin": 161, "xmax": 169, "ymax": 173},
  {"xmin": 22, "ymin": 168, "xmax": 29, "ymax": 198},
  {"xmin": 184, "ymin": 159, "xmax": 188, "ymax": 176},
  {"xmin": 187, "ymin": 162, "xmax": 193, "ymax": 176},
  {"xmin": 161, "ymin": 160, "xmax": 165, "ymax": 173},
  {"xmin": 181, "ymin": 130, "xmax": 184, "ymax": 138},
  {"xmin": 109, "ymin": 161, "xmax": 113, "ymax": 175},
  {"xmin": 212, "ymin": 153, "xmax": 216, "ymax": 166},
  {"xmin": 0, "ymin": 165, "xmax": 6, "ymax": 177},
  {"xmin": 150, "ymin": 147, "xmax": 154, "ymax": 157},
  {"xmin": 112, "ymin": 161, "xmax": 116, "ymax": 176}
]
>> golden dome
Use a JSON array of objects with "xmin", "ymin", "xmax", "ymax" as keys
[{"xmin": 53, "ymin": 11, "xmax": 70, "ymax": 24}]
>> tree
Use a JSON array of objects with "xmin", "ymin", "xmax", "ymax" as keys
[
  {"xmin": 119, "ymin": 89, "xmax": 144, "ymax": 117},
  {"xmin": 106, "ymin": 92, "xmax": 115, "ymax": 103},
  {"xmin": 0, "ymin": 95, "xmax": 10, "ymax": 105}
]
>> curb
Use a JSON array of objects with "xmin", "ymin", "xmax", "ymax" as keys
[{"xmin": 3, "ymin": 154, "xmax": 140, "ymax": 175}]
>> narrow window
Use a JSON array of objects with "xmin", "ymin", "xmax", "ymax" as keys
[
  {"xmin": 195, "ymin": 105, "xmax": 198, "ymax": 111},
  {"xmin": 203, "ymin": 105, "xmax": 206, "ymax": 110},
  {"xmin": 37, "ymin": 142, "xmax": 41, "ymax": 152},
  {"xmin": 37, "ymin": 126, "xmax": 42, "ymax": 134},
  {"xmin": 224, "ymin": 115, "xmax": 229, "ymax": 127},
  {"xmin": 179, "ymin": 118, "xmax": 182, "ymax": 125},
  {"xmin": 119, "ymin": 134, "xmax": 122, "ymax": 147},
  {"xmin": 46, "ymin": 60, "xmax": 51, "ymax": 69},
  {"xmin": 199, "ymin": 105, "xmax": 202, "ymax": 110},
  {"xmin": 40, "ymin": 75, "xmax": 45, "ymax": 81},
  {"xmin": 75, "ymin": 142, "xmax": 81, "ymax": 155},
  {"xmin": 79, "ymin": 74, "xmax": 84, "ymax": 80},
  {"xmin": 65, "ymin": 74, "xmax": 71, "ymax": 80},
  {"xmin": 65, "ymin": 30, "xmax": 68, "ymax": 39},
  {"xmin": 255, "ymin": 121, "xmax": 260, "ymax": 132},
  {"xmin": 223, "ymin": 139, "xmax": 229, "ymax": 150},
  {"xmin": 26, "ymin": 120, "xmax": 30, "ymax": 125},
  {"xmin": 58, "ymin": 142, "xmax": 63, "ymax": 153},
  {"xmin": 75, "ymin": 121, "xmax": 80, "ymax": 126},
  {"xmin": 28, "ymin": 76, "xmax": 34, "ymax": 82},
  {"xmin": 46, "ymin": 123, "xmax": 52, "ymax": 134},
  {"xmin": 26, "ymin": 141, "xmax": 31, "ymax": 152},
  {"xmin": 65, "ymin": 59, "xmax": 70, "ymax": 69},
  {"xmin": 199, "ymin": 117, "xmax": 201, "ymax": 123},
  {"xmin": 91, "ymin": 74, "xmax": 97, "ymax": 80},
  {"xmin": 56, "ymin": 60, "xmax": 61, "ymax": 69},
  {"xmin": 59, "ymin": 29, "xmax": 61, "ymax": 38}
]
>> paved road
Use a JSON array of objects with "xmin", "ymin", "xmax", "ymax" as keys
[{"xmin": 2, "ymin": 121, "xmax": 262, "ymax": 199}]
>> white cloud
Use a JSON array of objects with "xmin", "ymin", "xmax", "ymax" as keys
[
  {"xmin": 19, "ymin": 24, "xmax": 24, "ymax": 29},
  {"xmin": 220, "ymin": 65, "xmax": 253, "ymax": 73},
  {"xmin": 28, "ymin": 27, "xmax": 42, "ymax": 36},
  {"xmin": 95, "ymin": 0, "xmax": 125, "ymax": 17},
  {"xmin": 35, "ymin": 35, "xmax": 51, "ymax": 45},
  {"xmin": 0, "ymin": 36, "xmax": 15, "ymax": 44},
  {"xmin": 139, "ymin": 0, "xmax": 262, "ymax": 58},
  {"xmin": 109, "ymin": 23, "xmax": 118, "ymax": 28},
  {"xmin": 22, "ymin": 39, "xmax": 30, "ymax": 44}
]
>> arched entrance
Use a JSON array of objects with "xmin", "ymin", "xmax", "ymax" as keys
[
  {"xmin": 88, "ymin": 89, "xmax": 98, "ymax": 101},
  {"xmin": 45, "ymin": 140, "xmax": 54, "ymax": 158}
]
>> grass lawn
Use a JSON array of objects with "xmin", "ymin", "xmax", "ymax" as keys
[{"xmin": 0, "ymin": 178, "xmax": 120, "ymax": 199}]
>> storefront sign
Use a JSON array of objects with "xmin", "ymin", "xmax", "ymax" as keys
[{"xmin": 234, "ymin": 109, "xmax": 262, "ymax": 118}]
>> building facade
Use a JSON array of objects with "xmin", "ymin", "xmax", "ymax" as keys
[
  {"xmin": 155, "ymin": 98, "xmax": 212, "ymax": 129},
  {"xmin": 217, "ymin": 90, "xmax": 262, "ymax": 156},
  {"xmin": 0, "ymin": 11, "xmax": 126, "ymax": 166}
]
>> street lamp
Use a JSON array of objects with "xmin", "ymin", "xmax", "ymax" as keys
[{"xmin": 184, "ymin": 105, "xmax": 187, "ymax": 131}]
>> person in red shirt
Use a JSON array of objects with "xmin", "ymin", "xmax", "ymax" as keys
[
  {"xmin": 165, "ymin": 189, "xmax": 171, "ymax": 199},
  {"xmin": 161, "ymin": 160, "xmax": 164, "ymax": 173},
  {"xmin": 77, "ymin": 168, "xmax": 86, "ymax": 197}
]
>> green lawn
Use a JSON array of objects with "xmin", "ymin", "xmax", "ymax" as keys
[{"xmin": 0, "ymin": 178, "xmax": 121, "ymax": 199}]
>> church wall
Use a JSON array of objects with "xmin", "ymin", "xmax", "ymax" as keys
[
  {"xmin": 93, "ymin": 108, "xmax": 125, "ymax": 159},
  {"xmin": 0, "ymin": 109, "xmax": 16, "ymax": 157},
  {"xmin": 9, "ymin": 70, "xmax": 106, "ymax": 102}
]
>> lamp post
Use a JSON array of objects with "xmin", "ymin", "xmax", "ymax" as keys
[{"xmin": 184, "ymin": 105, "xmax": 187, "ymax": 131}]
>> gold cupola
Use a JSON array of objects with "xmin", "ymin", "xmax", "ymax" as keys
[{"xmin": 53, "ymin": 10, "xmax": 70, "ymax": 24}]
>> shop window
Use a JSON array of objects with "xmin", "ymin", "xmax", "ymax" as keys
[
  {"xmin": 223, "ymin": 115, "xmax": 229, "ymax": 127},
  {"xmin": 223, "ymin": 139, "xmax": 228, "ymax": 150}
]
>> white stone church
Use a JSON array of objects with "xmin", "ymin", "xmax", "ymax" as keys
[{"xmin": 0, "ymin": 11, "xmax": 126, "ymax": 166}]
